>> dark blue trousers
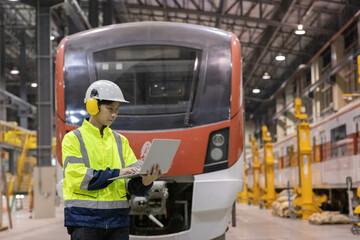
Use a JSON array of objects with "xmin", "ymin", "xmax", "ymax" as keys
[{"xmin": 68, "ymin": 226, "xmax": 129, "ymax": 240}]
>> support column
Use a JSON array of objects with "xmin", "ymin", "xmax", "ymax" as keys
[
  {"xmin": 285, "ymin": 85, "xmax": 296, "ymax": 136},
  {"xmin": 358, "ymin": 16, "xmax": 360, "ymax": 47},
  {"xmin": 276, "ymin": 95, "xmax": 285, "ymax": 140},
  {"xmin": 311, "ymin": 59, "xmax": 321, "ymax": 122},
  {"xmin": 0, "ymin": 6, "xmax": 6, "ymax": 121},
  {"xmin": 19, "ymin": 30, "xmax": 28, "ymax": 128},
  {"xmin": 89, "ymin": 0, "xmax": 98, "ymax": 28},
  {"xmin": 68, "ymin": 16, "xmax": 78, "ymax": 35},
  {"xmin": 35, "ymin": 1, "xmax": 55, "ymax": 218},
  {"xmin": 33, "ymin": 166, "xmax": 56, "ymax": 218},
  {"xmin": 103, "ymin": 0, "xmax": 112, "ymax": 26},
  {"xmin": 332, "ymin": 35, "xmax": 346, "ymax": 111},
  {"xmin": 37, "ymin": 2, "xmax": 53, "ymax": 167}
]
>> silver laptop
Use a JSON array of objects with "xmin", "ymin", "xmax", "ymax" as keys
[{"xmin": 108, "ymin": 139, "xmax": 181, "ymax": 180}]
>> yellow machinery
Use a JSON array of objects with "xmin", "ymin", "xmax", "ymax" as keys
[
  {"xmin": 358, "ymin": 55, "xmax": 360, "ymax": 84},
  {"xmin": 260, "ymin": 126, "xmax": 276, "ymax": 209},
  {"xmin": 247, "ymin": 137, "xmax": 260, "ymax": 205},
  {"xmin": 347, "ymin": 177, "xmax": 360, "ymax": 234},
  {"xmin": 352, "ymin": 187, "xmax": 360, "ymax": 234},
  {"xmin": 292, "ymin": 98, "xmax": 326, "ymax": 220},
  {"xmin": 0, "ymin": 121, "xmax": 37, "ymax": 197}
]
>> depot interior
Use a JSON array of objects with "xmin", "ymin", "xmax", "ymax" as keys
[{"xmin": 1, "ymin": 0, "xmax": 360, "ymax": 239}]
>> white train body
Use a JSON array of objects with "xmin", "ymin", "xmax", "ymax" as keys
[{"xmin": 247, "ymin": 100, "xmax": 360, "ymax": 190}]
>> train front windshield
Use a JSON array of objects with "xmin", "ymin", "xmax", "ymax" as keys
[
  {"xmin": 94, "ymin": 45, "xmax": 200, "ymax": 115},
  {"xmin": 65, "ymin": 45, "xmax": 201, "ymax": 130}
]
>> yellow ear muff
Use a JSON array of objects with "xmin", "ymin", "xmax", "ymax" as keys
[{"xmin": 86, "ymin": 98, "xmax": 99, "ymax": 115}]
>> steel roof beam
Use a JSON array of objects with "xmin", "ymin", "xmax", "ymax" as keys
[
  {"xmin": 216, "ymin": 0, "xmax": 227, "ymax": 28},
  {"xmin": 294, "ymin": 4, "xmax": 339, "ymax": 15},
  {"xmin": 123, "ymin": 3, "xmax": 336, "ymax": 35},
  {"xmin": 243, "ymin": 0, "xmax": 297, "ymax": 88},
  {"xmin": 189, "ymin": 0, "xmax": 201, "ymax": 11},
  {"xmin": 163, "ymin": 0, "xmax": 168, "ymax": 21},
  {"xmin": 173, "ymin": 0, "xmax": 182, "ymax": 9},
  {"xmin": 224, "ymin": 0, "xmax": 238, "ymax": 15},
  {"xmin": 242, "ymin": 42, "xmax": 312, "ymax": 57},
  {"xmin": 63, "ymin": 0, "xmax": 91, "ymax": 31},
  {"xmin": 243, "ymin": 60, "xmax": 296, "ymax": 71}
]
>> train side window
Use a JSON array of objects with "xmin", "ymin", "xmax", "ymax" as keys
[
  {"xmin": 330, "ymin": 124, "xmax": 346, "ymax": 158},
  {"xmin": 331, "ymin": 124, "xmax": 346, "ymax": 142}
]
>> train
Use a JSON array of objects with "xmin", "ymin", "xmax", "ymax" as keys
[
  {"xmin": 247, "ymin": 99, "xmax": 360, "ymax": 212},
  {"xmin": 55, "ymin": 22, "xmax": 244, "ymax": 240}
]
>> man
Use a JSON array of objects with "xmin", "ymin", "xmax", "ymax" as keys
[{"xmin": 62, "ymin": 80, "xmax": 161, "ymax": 240}]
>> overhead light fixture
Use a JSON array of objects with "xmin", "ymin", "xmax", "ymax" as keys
[
  {"xmin": 31, "ymin": 83, "xmax": 37, "ymax": 88},
  {"xmin": 298, "ymin": 64, "xmax": 307, "ymax": 69},
  {"xmin": 10, "ymin": 68, "xmax": 19, "ymax": 75},
  {"xmin": 50, "ymin": 35, "xmax": 55, "ymax": 40},
  {"xmin": 9, "ymin": 0, "xmax": 19, "ymax": 2},
  {"xmin": 252, "ymin": 88, "xmax": 260, "ymax": 94},
  {"xmin": 276, "ymin": 54, "xmax": 285, "ymax": 61},
  {"xmin": 295, "ymin": 24, "xmax": 306, "ymax": 35},
  {"xmin": 262, "ymin": 72, "xmax": 270, "ymax": 80}
]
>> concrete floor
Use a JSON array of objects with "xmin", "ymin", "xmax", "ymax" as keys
[
  {"xmin": 227, "ymin": 204, "xmax": 358, "ymax": 240},
  {"xmin": 0, "ymin": 201, "xmax": 358, "ymax": 240}
]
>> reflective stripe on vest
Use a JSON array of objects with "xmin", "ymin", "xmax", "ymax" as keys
[
  {"xmin": 63, "ymin": 156, "xmax": 83, "ymax": 178},
  {"xmin": 112, "ymin": 130, "xmax": 125, "ymax": 168},
  {"xmin": 66, "ymin": 129, "xmax": 126, "ymax": 190},
  {"xmin": 64, "ymin": 199, "xmax": 129, "ymax": 209},
  {"xmin": 127, "ymin": 161, "xmax": 140, "ymax": 169},
  {"xmin": 72, "ymin": 129, "xmax": 90, "ymax": 167}
]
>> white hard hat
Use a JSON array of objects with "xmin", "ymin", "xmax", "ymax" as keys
[{"xmin": 84, "ymin": 80, "xmax": 129, "ymax": 104}]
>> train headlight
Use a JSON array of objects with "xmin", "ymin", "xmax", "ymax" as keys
[
  {"xmin": 204, "ymin": 127, "xmax": 229, "ymax": 173},
  {"xmin": 212, "ymin": 134, "xmax": 225, "ymax": 147},
  {"xmin": 210, "ymin": 148, "xmax": 223, "ymax": 161}
]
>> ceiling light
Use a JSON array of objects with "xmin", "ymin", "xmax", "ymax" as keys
[
  {"xmin": 298, "ymin": 64, "xmax": 307, "ymax": 69},
  {"xmin": 295, "ymin": 24, "xmax": 306, "ymax": 35},
  {"xmin": 10, "ymin": 68, "xmax": 19, "ymax": 75},
  {"xmin": 276, "ymin": 54, "xmax": 285, "ymax": 61},
  {"xmin": 252, "ymin": 88, "xmax": 260, "ymax": 94},
  {"xmin": 50, "ymin": 35, "xmax": 55, "ymax": 40},
  {"xmin": 9, "ymin": 0, "xmax": 19, "ymax": 2},
  {"xmin": 262, "ymin": 72, "xmax": 270, "ymax": 80},
  {"xmin": 31, "ymin": 83, "xmax": 37, "ymax": 88}
]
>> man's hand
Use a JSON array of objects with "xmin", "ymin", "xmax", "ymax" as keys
[
  {"xmin": 120, "ymin": 167, "xmax": 139, "ymax": 176},
  {"xmin": 140, "ymin": 164, "xmax": 162, "ymax": 186}
]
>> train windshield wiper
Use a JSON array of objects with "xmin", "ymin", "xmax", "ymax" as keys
[{"xmin": 184, "ymin": 53, "xmax": 199, "ymax": 127}]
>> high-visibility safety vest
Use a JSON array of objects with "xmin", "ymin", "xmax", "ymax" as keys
[{"xmin": 62, "ymin": 119, "xmax": 151, "ymax": 228}]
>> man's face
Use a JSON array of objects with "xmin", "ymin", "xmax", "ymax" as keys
[{"xmin": 94, "ymin": 101, "xmax": 120, "ymax": 126}]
